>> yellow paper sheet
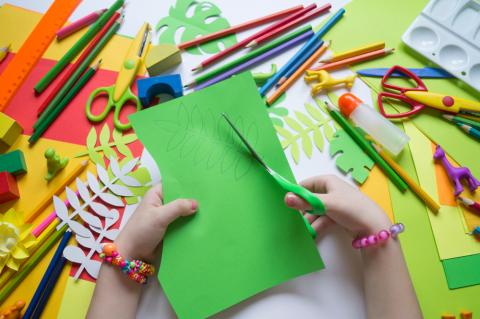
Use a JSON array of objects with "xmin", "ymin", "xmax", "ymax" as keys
[
  {"xmin": 360, "ymin": 165, "xmax": 394, "ymax": 222},
  {"xmin": 56, "ymin": 276, "xmax": 95, "ymax": 319},
  {"xmin": 404, "ymin": 122, "xmax": 480, "ymax": 260},
  {"xmin": 0, "ymin": 4, "xmax": 144, "ymax": 74}
]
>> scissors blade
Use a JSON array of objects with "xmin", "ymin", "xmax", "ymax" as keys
[
  {"xmin": 357, "ymin": 67, "xmax": 453, "ymax": 79},
  {"xmin": 138, "ymin": 24, "xmax": 151, "ymax": 57},
  {"xmin": 221, "ymin": 113, "xmax": 268, "ymax": 169}
]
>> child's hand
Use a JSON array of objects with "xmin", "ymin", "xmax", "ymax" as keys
[
  {"xmin": 285, "ymin": 175, "xmax": 391, "ymax": 237},
  {"xmin": 114, "ymin": 184, "xmax": 198, "ymax": 262}
]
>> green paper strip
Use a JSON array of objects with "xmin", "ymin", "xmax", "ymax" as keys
[{"xmin": 442, "ymin": 254, "xmax": 480, "ymax": 289}]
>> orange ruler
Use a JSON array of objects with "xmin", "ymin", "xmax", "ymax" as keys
[{"xmin": 0, "ymin": 0, "xmax": 81, "ymax": 111}]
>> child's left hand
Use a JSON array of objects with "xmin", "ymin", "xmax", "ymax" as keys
[{"xmin": 114, "ymin": 184, "xmax": 198, "ymax": 263}]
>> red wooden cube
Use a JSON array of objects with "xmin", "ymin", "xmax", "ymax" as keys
[{"xmin": 0, "ymin": 171, "xmax": 19, "ymax": 203}]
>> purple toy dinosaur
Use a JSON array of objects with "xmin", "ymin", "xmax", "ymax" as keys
[{"xmin": 433, "ymin": 145, "xmax": 480, "ymax": 196}]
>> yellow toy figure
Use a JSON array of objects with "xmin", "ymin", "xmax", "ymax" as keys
[
  {"xmin": 0, "ymin": 300, "xmax": 25, "ymax": 319},
  {"xmin": 44, "ymin": 148, "xmax": 69, "ymax": 181},
  {"xmin": 304, "ymin": 70, "xmax": 356, "ymax": 96}
]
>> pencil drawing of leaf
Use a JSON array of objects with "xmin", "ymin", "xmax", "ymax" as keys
[
  {"xmin": 156, "ymin": 0, "xmax": 236, "ymax": 55},
  {"xmin": 329, "ymin": 129, "xmax": 374, "ymax": 184},
  {"xmin": 275, "ymin": 102, "xmax": 336, "ymax": 164}
]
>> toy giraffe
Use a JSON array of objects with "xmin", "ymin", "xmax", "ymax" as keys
[
  {"xmin": 304, "ymin": 70, "xmax": 356, "ymax": 96},
  {"xmin": 433, "ymin": 145, "xmax": 480, "ymax": 196}
]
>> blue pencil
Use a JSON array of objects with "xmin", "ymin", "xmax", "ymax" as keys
[
  {"xmin": 23, "ymin": 230, "xmax": 72, "ymax": 318},
  {"xmin": 459, "ymin": 124, "xmax": 480, "ymax": 140},
  {"xmin": 259, "ymin": 8, "xmax": 345, "ymax": 96}
]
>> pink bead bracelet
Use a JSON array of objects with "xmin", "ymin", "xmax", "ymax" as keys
[{"xmin": 352, "ymin": 223, "xmax": 404, "ymax": 249}]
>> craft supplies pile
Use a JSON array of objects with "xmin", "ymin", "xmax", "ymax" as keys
[{"xmin": 0, "ymin": 0, "xmax": 479, "ymax": 318}]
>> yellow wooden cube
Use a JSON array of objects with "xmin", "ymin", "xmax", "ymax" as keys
[
  {"xmin": 145, "ymin": 44, "xmax": 182, "ymax": 76},
  {"xmin": 0, "ymin": 113, "xmax": 23, "ymax": 153}
]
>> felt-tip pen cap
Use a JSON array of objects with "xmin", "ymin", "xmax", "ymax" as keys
[{"xmin": 338, "ymin": 93, "xmax": 363, "ymax": 117}]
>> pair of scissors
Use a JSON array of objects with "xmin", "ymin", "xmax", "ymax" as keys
[
  {"xmin": 222, "ymin": 114, "xmax": 325, "ymax": 215},
  {"xmin": 377, "ymin": 65, "xmax": 480, "ymax": 119},
  {"xmin": 86, "ymin": 23, "xmax": 151, "ymax": 131}
]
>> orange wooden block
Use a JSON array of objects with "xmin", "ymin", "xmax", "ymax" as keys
[
  {"xmin": 441, "ymin": 314, "xmax": 456, "ymax": 319},
  {"xmin": 460, "ymin": 311, "xmax": 473, "ymax": 319},
  {"xmin": 0, "ymin": 171, "xmax": 19, "ymax": 203}
]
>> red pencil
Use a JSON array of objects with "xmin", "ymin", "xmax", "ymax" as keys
[
  {"xmin": 37, "ymin": 10, "xmax": 122, "ymax": 116},
  {"xmin": 458, "ymin": 196, "xmax": 480, "ymax": 214},
  {"xmin": 308, "ymin": 48, "xmax": 394, "ymax": 72},
  {"xmin": 179, "ymin": 5, "xmax": 304, "ymax": 50},
  {"xmin": 246, "ymin": 4, "xmax": 331, "ymax": 48},
  {"xmin": 192, "ymin": 4, "xmax": 318, "ymax": 72}
]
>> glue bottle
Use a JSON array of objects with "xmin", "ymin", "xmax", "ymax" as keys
[{"xmin": 338, "ymin": 93, "xmax": 409, "ymax": 156}]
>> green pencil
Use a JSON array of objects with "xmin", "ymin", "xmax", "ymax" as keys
[
  {"xmin": 35, "ymin": 16, "xmax": 122, "ymax": 129},
  {"xmin": 0, "ymin": 225, "xmax": 68, "ymax": 304},
  {"xmin": 443, "ymin": 114, "xmax": 480, "ymax": 131},
  {"xmin": 325, "ymin": 100, "xmax": 408, "ymax": 192},
  {"xmin": 29, "ymin": 60, "xmax": 101, "ymax": 144},
  {"xmin": 34, "ymin": 0, "xmax": 124, "ymax": 94},
  {"xmin": 184, "ymin": 25, "xmax": 312, "ymax": 88}
]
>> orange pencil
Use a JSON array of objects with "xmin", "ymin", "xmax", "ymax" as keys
[
  {"xmin": 267, "ymin": 41, "xmax": 330, "ymax": 106},
  {"xmin": 309, "ymin": 48, "xmax": 394, "ymax": 71}
]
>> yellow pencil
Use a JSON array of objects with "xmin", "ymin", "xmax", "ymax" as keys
[
  {"xmin": 372, "ymin": 144, "xmax": 440, "ymax": 213},
  {"xmin": 319, "ymin": 41, "xmax": 385, "ymax": 63},
  {"xmin": 26, "ymin": 160, "xmax": 88, "ymax": 224},
  {"xmin": 0, "ymin": 44, "xmax": 10, "ymax": 63}
]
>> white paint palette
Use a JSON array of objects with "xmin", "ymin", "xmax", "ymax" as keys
[{"xmin": 402, "ymin": 0, "xmax": 480, "ymax": 92}]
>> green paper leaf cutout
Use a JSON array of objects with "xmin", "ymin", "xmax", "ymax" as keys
[
  {"xmin": 107, "ymin": 157, "xmax": 151, "ymax": 205},
  {"xmin": 329, "ymin": 129, "xmax": 374, "ymax": 184},
  {"xmin": 156, "ymin": 0, "xmax": 237, "ymax": 55},
  {"xmin": 267, "ymin": 92, "xmax": 288, "ymax": 127},
  {"xmin": 274, "ymin": 102, "xmax": 336, "ymax": 164},
  {"xmin": 75, "ymin": 124, "xmax": 138, "ymax": 166}
]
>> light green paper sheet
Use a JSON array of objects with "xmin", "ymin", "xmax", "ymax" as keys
[
  {"xmin": 129, "ymin": 73, "xmax": 324, "ymax": 319},
  {"xmin": 326, "ymin": 0, "xmax": 480, "ymax": 178},
  {"xmin": 442, "ymin": 254, "xmax": 480, "ymax": 289}
]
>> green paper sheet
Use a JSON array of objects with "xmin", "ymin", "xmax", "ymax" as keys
[
  {"xmin": 443, "ymin": 254, "xmax": 480, "ymax": 289},
  {"xmin": 326, "ymin": 0, "xmax": 480, "ymax": 178},
  {"xmin": 130, "ymin": 73, "xmax": 324, "ymax": 319}
]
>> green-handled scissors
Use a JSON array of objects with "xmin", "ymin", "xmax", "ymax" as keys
[
  {"xmin": 222, "ymin": 113, "xmax": 326, "ymax": 216},
  {"xmin": 86, "ymin": 23, "xmax": 151, "ymax": 131}
]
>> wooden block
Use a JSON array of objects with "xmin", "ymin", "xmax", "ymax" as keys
[
  {"xmin": 0, "ymin": 150, "xmax": 27, "ymax": 175},
  {"xmin": 460, "ymin": 311, "xmax": 473, "ymax": 319},
  {"xmin": 145, "ymin": 44, "xmax": 182, "ymax": 76},
  {"xmin": 441, "ymin": 314, "xmax": 456, "ymax": 319},
  {"xmin": 137, "ymin": 74, "xmax": 183, "ymax": 107},
  {"xmin": 0, "ymin": 171, "xmax": 19, "ymax": 203},
  {"xmin": 0, "ymin": 113, "xmax": 23, "ymax": 153}
]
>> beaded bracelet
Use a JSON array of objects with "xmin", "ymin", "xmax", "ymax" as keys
[
  {"xmin": 352, "ymin": 223, "xmax": 405, "ymax": 249},
  {"xmin": 99, "ymin": 243, "xmax": 155, "ymax": 284}
]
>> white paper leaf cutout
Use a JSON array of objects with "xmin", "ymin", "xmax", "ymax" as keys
[
  {"xmin": 121, "ymin": 157, "xmax": 139, "ymax": 175},
  {"xmin": 67, "ymin": 220, "xmax": 91, "ymax": 238},
  {"xmin": 108, "ymin": 184, "xmax": 133, "ymax": 197},
  {"xmin": 104, "ymin": 229, "xmax": 119, "ymax": 241},
  {"xmin": 66, "ymin": 187, "xmax": 81, "ymax": 210},
  {"xmin": 98, "ymin": 192, "xmax": 124, "ymax": 207},
  {"xmin": 84, "ymin": 259, "xmax": 101, "ymax": 279},
  {"xmin": 63, "ymin": 245, "xmax": 85, "ymax": 264},
  {"xmin": 90, "ymin": 202, "xmax": 116, "ymax": 219},
  {"xmin": 78, "ymin": 210, "xmax": 102, "ymax": 229},
  {"xmin": 87, "ymin": 172, "xmax": 101, "ymax": 195},
  {"xmin": 53, "ymin": 196, "xmax": 69, "ymax": 221},
  {"xmin": 75, "ymin": 233, "xmax": 98, "ymax": 251},
  {"xmin": 76, "ymin": 178, "xmax": 91, "ymax": 204},
  {"xmin": 96, "ymin": 163, "xmax": 111, "ymax": 188},
  {"xmin": 109, "ymin": 156, "xmax": 122, "ymax": 180},
  {"xmin": 119, "ymin": 175, "xmax": 141, "ymax": 187}
]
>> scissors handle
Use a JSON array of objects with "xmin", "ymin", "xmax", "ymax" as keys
[
  {"xmin": 269, "ymin": 169, "xmax": 326, "ymax": 215},
  {"xmin": 112, "ymin": 87, "xmax": 142, "ymax": 131},
  {"xmin": 377, "ymin": 91, "xmax": 425, "ymax": 119},
  {"xmin": 86, "ymin": 86, "xmax": 116, "ymax": 123}
]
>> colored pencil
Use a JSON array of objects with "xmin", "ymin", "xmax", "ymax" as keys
[
  {"xmin": 34, "ymin": 0, "xmax": 124, "ymax": 94},
  {"xmin": 259, "ymin": 8, "xmax": 345, "ymax": 97},
  {"xmin": 458, "ymin": 196, "xmax": 480, "ymax": 214},
  {"xmin": 309, "ymin": 48, "xmax": 394, "ymax": 71},
  {"xmin": 56, "ymin": 9, "xmax": 107, "ymax": 40},
  {"xmin": 26, "ymin": 160, "xmax": 88, "ymax": 224},
  {"xmin": 30, "ymin": 60, "xmax": 100, "ymax": 144},
  {"xmin": 443, "ymin": 114, "xmax": 480, "ymax": 131},
  {"xmin": 276, "ymin": 40, "xmax": 323, "ymax": 86},
  {"xmin": 0, "ymin": 44, "xmax": 10, "ymax": 63},
  {"xmin": 372, "ymin": 144, "xmax": 440, "ymax": 213},
  {"xmin": 325, "ymin": 100, "xmax": 408, "ymax": 192},
  {"xmin": 246, "ymin": 4, "xmax": 331, "ymax": 48},
  {"xmin": 459, "ymin": 124, "xmax": 480, "ymax": 140},
  {"xmin": 0, "ymin": 224, "xmax": 68, "ymax": 304},
  {"xmin": 185, "ymin": 26, "xmax": 313, "ymax": 88},
  {"xmin": 179, "ymin": 5, "xmax": 304, "ymax": 50},
  {"xmin": 37, "ymin": 11, "xmax": 120, "ymax": 117},
  {"xmin": 457, "ymin": 113, "xmax": 480, "ymax": 122},
  {"xmin": 35, "ymin": 16, "xmax": 121, "ymax": 128},
  {"xmin": 195, "ymin": 30, "xmax": 312, "ymax": 90},
  {"xmin": 192, "ymin": 4, "xmax": 318, "ymax": 72},
  {"xmin": 319, "ymin": 41, "xmax": 385, "ymax": 63},
  {"xmin": 23, "ymin": 231, "xmax": 72, "ymax": 318},
  {"xmin": 267, "ymin": 41, "xmax": 329, "ymax": 105}
]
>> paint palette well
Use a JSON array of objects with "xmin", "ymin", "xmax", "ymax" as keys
[{"xmin": 402, "ymin": 0, "xmax": 480, "ymax": 92}]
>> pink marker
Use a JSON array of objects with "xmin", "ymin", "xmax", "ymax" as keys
[
  {"xmin": 458, "ymin": 196, "xmax": 480, "ymax": 214},
  {"xmin": 56, "ymin": 8, "xmax": 107, "ymax": 40}
]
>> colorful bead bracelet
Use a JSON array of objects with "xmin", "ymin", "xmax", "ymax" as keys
[
  {"xmin": 352, "ymin": 223, "xmax": 405, "ymax": 249},
  {"xmin": 99, "ymin": 243, "xmax": 155, "ymax": 284}
]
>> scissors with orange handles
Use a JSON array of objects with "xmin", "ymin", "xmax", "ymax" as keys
[
  {"xmin": 377, "ymin": 65, "xmax": 480, "ymax": 119},
  {"xmin": 86, "ymin": 23, "xmax": 151, "ymax": 131}
]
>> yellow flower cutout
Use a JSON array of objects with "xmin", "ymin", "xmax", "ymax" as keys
[{"xmin": 0, "ymin": 209, "xmax": 36, "ymax": 273}]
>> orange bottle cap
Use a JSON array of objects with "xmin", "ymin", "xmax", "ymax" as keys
[{"xmin": 338, "ymin": 93, "xmax": 363, "ymax": 117}]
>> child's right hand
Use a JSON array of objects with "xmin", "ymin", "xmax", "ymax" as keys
[{"xmin": 285, "ymin": 175, "xmax": 392, "ymax": 237}]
